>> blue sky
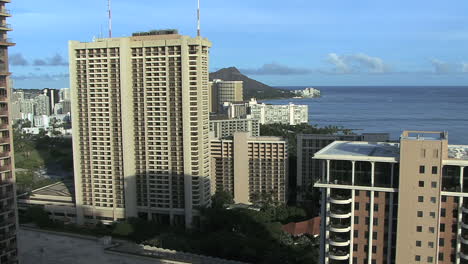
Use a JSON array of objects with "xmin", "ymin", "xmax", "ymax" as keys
[{"xmin": 8, "ymin": 0, "xmax": 468, "ymax": 88}]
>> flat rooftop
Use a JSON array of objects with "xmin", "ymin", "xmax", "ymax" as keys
[{"xmin": 315, "ymin": 141, "xmax": 400, "ymax": 160}]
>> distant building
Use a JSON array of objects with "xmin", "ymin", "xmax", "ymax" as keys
[
  {"xmin": 209, "ymin": 79, "xmax": 243, "ymax": 113},
  {"xmin": 59, "ymin": 88, "xmax": 71, "ymax": 101},
  {"xmin": 62, "ymin": 100, "xmax": 71, "ymax": 114},
  {"xmin": 314, "ymin": 131, "xmax": 468, "ymax": 264},
  {"xmin": 296, "ymin": 133, "xmax": 390, "ymax": 201},
  {"xmin": 282, "ymin": 217, "xmax": 321, "ymax": 237},
  {"xmin": 11, "ymin": 90, "xmax": 24, "ymax": 102},
  {"xmin": 10, "ymin": 101, "xmax": 21, "ymax": 120},
  {"xmin": 222, "ymin": 101, "xmax": 250, "ymax": 119},
  {"xmin": 43, "ymin": 88, "xmax": 59, "ymax": 114},
  {"xmin": 34, "ymin": 94, "xmax": 50, "ymax": 116},
  {"xmin": 33, "ymin": 115, "xmax": 50, "ymax": 128},
  {"xmin": 211, "ymin": 132, "xmax": 288, "ymax": 204},
  {"xmin": 248, "ymin": 98, "xmax": 308, "ymax": 125},
  {"xmin": 210, "ymin": 117, "xmax": 260, "ymax": 139},
  {"xmin": 20, "ymin": 99, "xmax": 35, "ymax": 116}
]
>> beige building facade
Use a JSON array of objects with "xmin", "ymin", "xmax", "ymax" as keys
[
  {"xmin": 209, "ymin": 117, "xmax": 260, "ymax": 139},
  {"xmin": 70, "ymin": 30, "xmax": 211, "ymax": 227},
  {"xmin": 211, "ymin": 132, "xmax": 287, "ymax": 204},
  {"xmin": 314, "ymin": 131, "xmax": 468, "ymax": 264},
  {"xmin": 209, "ymin": 79, "xmax": 243, "ymax": 113},
  {"xmin": 0, "ymin": 1, "xmax": 18, "ymax": 262}
]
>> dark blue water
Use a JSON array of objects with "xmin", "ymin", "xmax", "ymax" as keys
[{"xmin": 264, "ymin": 86, "xmax": 468, "ymax": 144}]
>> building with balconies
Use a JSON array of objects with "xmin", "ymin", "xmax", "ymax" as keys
[
  {"xmin": 0, "ymin": 0, "xmax": 17, "ymax": 262},
  {"xmin": 70, "ymin": 30, "xmax": 212, "ymax": 228},
  {"xmin": 209, "ymin": 116, "xmax": 260, "ymax": 139},
  {"xmin": 210, "ymin": 132, "xmax": 288, "ymax": 204},
  {"xmin": 314, "ymin": 131, "xmax": 468, "ymax": 264}
]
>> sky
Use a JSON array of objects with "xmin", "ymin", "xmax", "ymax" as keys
[{"xmin": 8, "ymin": 0, "xmax": 468, "ymax": 89}]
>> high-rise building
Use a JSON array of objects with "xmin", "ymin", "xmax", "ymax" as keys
[
  {"xmin": 209, "ymin": 116, "xmax": 260, "ymax": 139},
  {"xmin": 42, "ymin": 88, "xmax": 59, "ymax": 114},
  {"xmin": 61, "ymin": 100, "xmax": 71, "ymax": 114},
  {"xmin": 296, "ymin": 133, "xmax": 389, "ymax": 201},
  {"xmin": 34, "ymin": 94, "xmax": 50, "ymax": 116},
  {"xmin": 59, "ymin": 88, "xmax": 71, "ymax": 102},
  {"xmin": 0, "ymin": 1, "xmax": 18, "ymax": 262},
  {"xmin": 314, "ymin": 131, "xmax": 468, "ymax": 264},
  {"xmin": 10, "ymin": 91, "xmax": 22, "ymax": 102},
  {"xmin": 221, "ymin": 101, "xmax": 249, "ymax": 119},
  {"xmin": 248, "ymin": 98, "xmax": 308, "ymax": 125},
  {"xmin": 70, "ymin": 30, "xmax": 211, "ymax": 227},
  {"xmin": 209, "ymin": 79, "xmax": 243, "ymax": 113},
  {"xmin": 211, "ymin": 132, "xmax": 288, "ymax": 204}
]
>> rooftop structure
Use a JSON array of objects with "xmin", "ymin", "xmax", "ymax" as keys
[{"xmin": 313, "ymin": 131, "xmax": 468, "ymax": 264}]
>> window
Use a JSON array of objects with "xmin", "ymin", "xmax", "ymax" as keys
[
  {"xmin": 354, "ymin": 216, "xmax": 359, "ymax": 224},
  {"xmin": 416, "ymin": 226, "xmax": 422, "ymax": 232},
  {"xmin": 373, "ymin": 218, "xmax": 378, "ymax": 225},
  {"xmin": 418, "ymin": 196, "xmax": 424, "ymax": 202},
  {"xmin": 419, "ymin": 166, "xmax": 425, "ymax": 173},
  {"xmin": 441, "ymin": 196, "xmax": 447, "ymax": 202},
  {"xmin": 440, "ymin": 223, "xmax": 445, "ymax": 232},
  {"xmin": 354, "ymin": 231, "xmax": 359, "ymax": 238},
  {"xmin": 439, "ymin": 253, "xmax": 444, "ymax": 261},
  {"xmin": 441, "ymin": 208, "xmax": 446, "ymax": 217},
  {"xmin": 415, "ymin": 255, "xmax": 421, "ymax": 261},
  {"xmin": 372, "ymin": 246, "xmax": 376, "ymax": 253},
  {"xmin": 431, "ymin": 181, "xmax": 437, "ymax": 188},
  {"xmin": 353, "ymin": 244, "xmax": 358, "ymax": 251},
  {"xmin": 416, "ymin": 240, "xmax": 421, "ymax": 247},
  {"xmin": 429, "ymin": 227, "xmax": 435, "ymax": 233},
  {"xmin": 373, "ymin": 232, "xmax": 377, "ymax": 240},
  {"xmin": 374, "ymin": 204, "xmax": 379, "ymax": 211},
  {"xmin": 418, "ymin": 181, "xmax": 424, "ymax": 187},
  {"xmin": 417, "ymin": 211, "xmax": 423, "ymax": 217},
  {"xmin": 366, "ymin": 203, "xmax": 370, "ymax": 211},
  {"xmin": 439, "ymin": 238, "xmax": 445, "ymax": 246},
  {"xmin": 430, "ymin": 212, "xmax": 436, "ymax": 218},
  {"xmin": 430, "ymin": 197, "xmax": 436, "ymax": 203},
  {"xmin": 428, "ymin": 241, "xmax": 434, "ymax": 248},
  {"xmin": 355, "ymin": 203, "xmax": 360, "ymax": 210},
  {"xmin": 428, "ymin": 256, "xmax": 433, "ymax": 263},
  {"xmin": 432, "ymin": 166, "xmax": 438, "ymax": 174}
]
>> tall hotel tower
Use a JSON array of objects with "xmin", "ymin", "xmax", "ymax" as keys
[
  {"xmin": 70, "ymin": 30, "xmax": 212, "ymax": 227},
  {"xmin": 314, "ymin": 131, "xmax": 468, "ymax": 264},
  {"xmin": 0, "ymin": 0, "xmax": 18, "ymax": 263}
]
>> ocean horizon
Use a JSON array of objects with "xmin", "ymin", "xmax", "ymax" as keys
[{"xmin": 264, "ymin": 86, "xmax": 468, "ymax": 144}]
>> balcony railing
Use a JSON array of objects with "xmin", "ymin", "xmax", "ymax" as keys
[{"xmin": 0, "ymin": 9, "xmax": 10, "ymax": 15}]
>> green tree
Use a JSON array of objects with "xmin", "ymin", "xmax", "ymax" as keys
[{"xmin": 211, "ymin": 190, "xmax": 234, "ymax": 208}]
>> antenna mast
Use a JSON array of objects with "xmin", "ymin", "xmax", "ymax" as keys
[
  {"xmin": 108, "ymin": 0, "xmax": 112, "ymax": 38},
  {"xmin": 197, "ymin": 0, "xmax": 201, "ymax": 37}
]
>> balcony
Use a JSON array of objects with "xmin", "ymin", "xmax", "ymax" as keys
[
  {"xmin": 329, "ymin": 234, "xmax": 351, "ymax": 247},
  {"xmin": 330, "ymin": 194, "xmax": 352, "ymax": 205},
  {"xmin": 0, "ymin": 23, "xmax": 11, "ymax": 31},
  {"xmin": 330, "ymin": 223, "xmax": 351, "ymax": 233},
  {"xmin": 0, "ymin": 152, "xmax": 10, "ymax": 158},
  {"xmin": 329, "ymin": 250, "xmax": 350, "ymax": 261},
  {"xmin": 329, "ymin": 209, "xmax": 351, "ymax": 219},
  {"xmin": 0, "ymin": 38, "xmax": 13, "ymax": 46},
  {"xmin": 0, "ymin": 9, "xmax": 10, "ymax": 16},
  {"xmin": 0, "ymin": 110, "xmax": 8, "ymax": 116},
  {"xmin": 463, "ymin": 207, "xmax": 468, "ymax": 214},
  {"xmin": 0, "ymin": 164, "xmax": 10, "ymax": 172},
  {"xmin": 0, "ymin": 191, "xmax": 12, "ymax": 200},
  {"xmin": 461, "ymin": 252, "xmax": 468, "ymax": 261}
]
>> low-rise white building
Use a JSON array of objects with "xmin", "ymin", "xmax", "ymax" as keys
[{"xmin": 248, "ymin": 99, "xmax": 308, "ymax": 125}]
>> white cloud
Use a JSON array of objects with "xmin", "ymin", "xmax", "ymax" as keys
[{"xmin": 325, "ymin": 53, "xmax": 390, "ymax": 74}]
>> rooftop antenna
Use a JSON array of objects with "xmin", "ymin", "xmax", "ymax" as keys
[
  {"xmin": 108, "ymin": 0, "xmax": 112, "ymax": 38},
  {"xmin": 197, "ymin": 0, "xmax": 201, "ymax": 37}
]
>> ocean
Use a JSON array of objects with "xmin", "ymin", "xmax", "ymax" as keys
[{"xmin": 263, "ymin": 86, "xmax": 468, "ymax": 145}]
